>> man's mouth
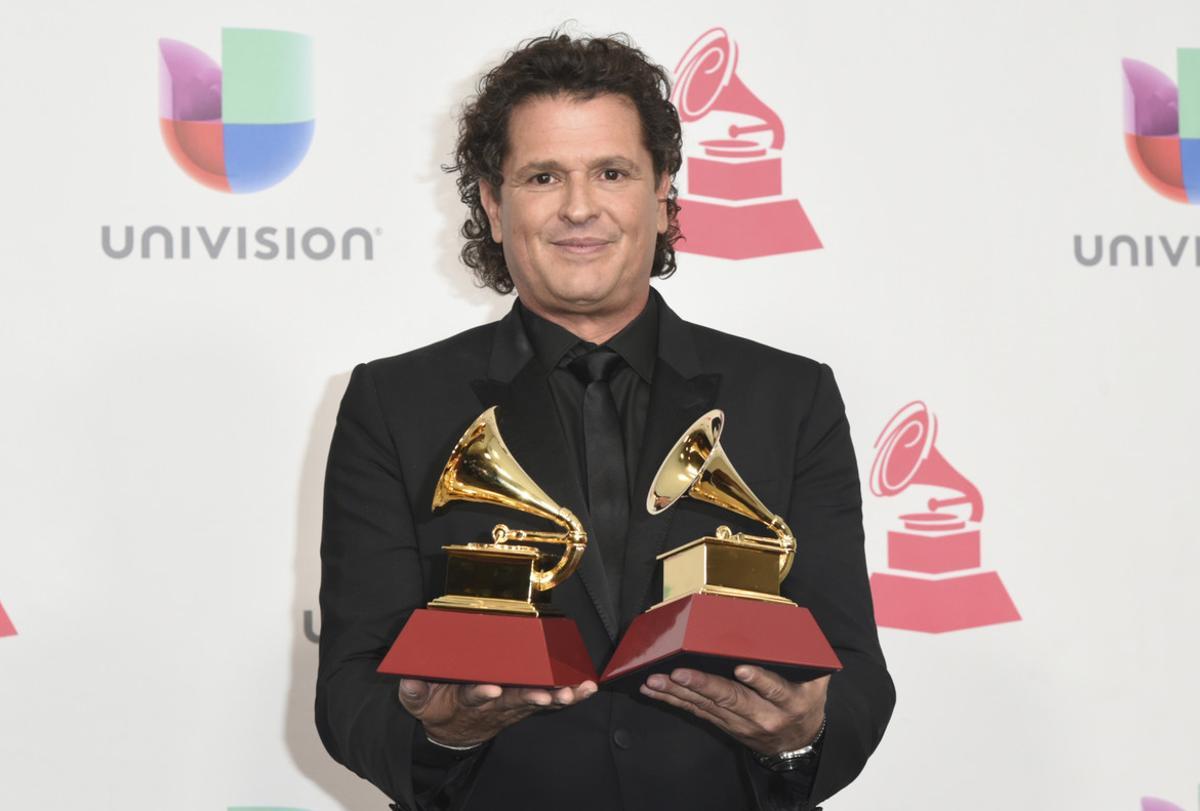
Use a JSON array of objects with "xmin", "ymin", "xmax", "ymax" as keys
[{"xmin": 551, "ymin": 238, "xmax": 613, "ymax": 255}]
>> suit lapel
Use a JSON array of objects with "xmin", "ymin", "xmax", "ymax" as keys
[
  {"xmin": 470, "ymin": 307, "xmax": 620, "ymax": 640},
  {"xmin": 618, "ymin": 297, "xmax": 721, "ymax": 626}
]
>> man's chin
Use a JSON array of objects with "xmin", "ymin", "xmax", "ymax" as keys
[
  {"xmin": 562, "ymin": 292, "xmax": 651, "ymax": 319},
  {"xmin": 543, "ymin": 285, "xmax": 626, "ymax": 312},
  {"xmin": 515, "ymin": 270, "xmax": 650, "ymax": 317}
]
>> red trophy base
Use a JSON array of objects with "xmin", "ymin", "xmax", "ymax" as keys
[
  {"xmin": 677, "ymin": 196, "xmax": 822, "ymax": 260},
  {"xmin": 870, "ymin": 570, "xmax": 1020, "ymax": 633},
  {"xmin": 377, "ymin": 608, "xmax": 598, "ymax": 687},
  {"xmin": 599, "ymin": 594, "xmax": 842, "ymax": 687}
]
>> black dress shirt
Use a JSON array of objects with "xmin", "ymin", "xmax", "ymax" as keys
[{"xmin": 517, "ymin": 292, "xmax": 658, "ymax": 506}]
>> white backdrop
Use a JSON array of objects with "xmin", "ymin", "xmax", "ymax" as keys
[{"xmin": 2, "ymin": 1, "xmax": 1198, "ymax": 809}]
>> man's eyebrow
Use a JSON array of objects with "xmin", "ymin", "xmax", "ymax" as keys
[
  {"xmin": 510, "ymin": 156, "xmax": 644, "ymax": 176},
  {"xmin": 588, "ymin": 155, "xmax": 640, "ymax": 171},
  {"xmin": 511, "ymin": 160, "xmax": 565, "ymax": 176}
]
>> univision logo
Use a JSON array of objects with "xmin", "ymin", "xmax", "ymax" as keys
[
  {"xmin": 1071, "ymin": 50, "xmax": 1200, "ymax": 268},
  {"xmin": 101, "ymin": 28, "xmax": 376, "ymax": 261},
  {"xmin": 101, "ymin": 225, "xmax": 374, "ymax": 260},
  {"xmin": 1140, "ymin": 791, "xmax": 1199, "ymax": 811},
  {"xmin": 1123, "ymin": 50, "xmax": 1200, "ymax": 203},
  {"xmin": 159, "ymin": 27, "xmax": 314, "ymax": 193}
]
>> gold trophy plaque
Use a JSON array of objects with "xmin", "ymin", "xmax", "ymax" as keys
[
  {"xmin": 378, "ymin": 407, "xmax": 598, "ymax": 686},
  {"xmin": 601, "ymin": 409, "xmax": 842, "ymax": 685}
]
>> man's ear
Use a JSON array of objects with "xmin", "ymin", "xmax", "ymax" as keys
[
  {"xmin": 479, "ymin": 179, "xmax": 503, "ymax": 243},
  {"xmin": 655, "ymin": 172, "xmax": 671, "ymax": 235}
]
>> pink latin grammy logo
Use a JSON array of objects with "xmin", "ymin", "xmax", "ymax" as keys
[
  {"xmin": 0, "ymin": 600, "xmax": 16, "ymax": 638},
  {"xmin": 867, "ymin": 401, "xmax": 1020, "ymax": 633},
  {"xmin": 670, "ymin": 28, "xmax": 821, "ymax": 259}
]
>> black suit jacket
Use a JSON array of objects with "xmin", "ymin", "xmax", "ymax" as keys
[{"xmin": 316, "ymin": 293, "xmax": 894, "ymax": 810}]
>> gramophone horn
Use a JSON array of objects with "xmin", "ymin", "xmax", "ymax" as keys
[
  {"xmin": 433, "ymin": 407, "xmax": 586, "ymax": 589},
  {"xmin": 869, "ymin": 400, "xmax": 984, "ymax": 522},
  {"xmin": 648, "ymin": 409, "xmax": 795, "ymax": 579},
  {"xmin": 671, "ymin": 27, "xmax": 785, "ymax": 149}
]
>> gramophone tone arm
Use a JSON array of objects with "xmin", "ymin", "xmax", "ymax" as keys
[
  {"xmin": 492, "ymin": 526, "xmax": 580, "ymax": 545},
  {"xmin": 492, "ymin": 508, "xmax": 588, "ymax": 592},
  {"xmin": 764, "ymin": 514, "xmax": 796, "ymax": 581}
]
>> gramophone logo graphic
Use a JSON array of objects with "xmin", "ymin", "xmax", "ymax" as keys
[
  {"xmin": 158, "ymin": 28, "xmax": 314, "ymax": 193},
  {"xmin": 1123, "ymin": 49, "xmax": 1200, "ymax": 203},
  {"xmin": 867, "ymin": 401, "xmax": 1019, "ymax": 633},
  {"xmin": 670, "ymin": 28, "xmax": 821, "ymax": 259},
  {"xmin": 0, "ymin": 600, "xmax": 16, "ymax": 638}
]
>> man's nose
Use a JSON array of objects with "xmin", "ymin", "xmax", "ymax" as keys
[{"xmin": 559, "ymin": 175, "xmax": 599, "ymax": 224}]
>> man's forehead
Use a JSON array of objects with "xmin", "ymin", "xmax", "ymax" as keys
[
  {"xmin": 503, "ymin": 93, "xmax": 649, "ymax": 166},
  {"xmin": 511, "ymin": 90, "xmax": 638, "ymax": 119}
]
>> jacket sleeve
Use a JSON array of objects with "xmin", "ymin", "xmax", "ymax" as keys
[
  {"xmin": 315, "ymin": 362, "xmax": 485, "ymax": 810},
  {"xmin": 744, "ymin": 362, "xmax": 896, "ymax": 811}
]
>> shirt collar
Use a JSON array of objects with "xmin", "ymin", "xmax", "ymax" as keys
[
  {"xmin": 517, "ymin": 300, "xmax": 582, "ymax": 371},
  {"xmin": 606, "ymin": 293, "xmax": 658, "ymax": 382},
  {"xmin": 516, "ymin": 291, "xmax": 660, "ymax": 383}
]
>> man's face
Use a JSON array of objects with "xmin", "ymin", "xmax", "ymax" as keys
[{"xmin": 480, "ymin": 92, "xmax": 670, "ymax": 319}]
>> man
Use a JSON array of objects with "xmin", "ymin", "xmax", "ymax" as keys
[{"xmin": 316, "ymin": 32, "xmax": 893, "ymax": 811}]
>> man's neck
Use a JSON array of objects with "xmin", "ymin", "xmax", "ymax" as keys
[{"xmin": 519, "ymin": 289, "xmax": 650, "ymax": 345}]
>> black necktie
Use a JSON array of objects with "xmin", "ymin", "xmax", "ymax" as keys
[{"xmin": 568, "ymin": 347, "xmax": 630, "ymax": 608}]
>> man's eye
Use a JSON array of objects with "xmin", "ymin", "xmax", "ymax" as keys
[
  {"xmin": 602, "ymin": 169, "xmax": 625, "ymax": 181},
  {"xmin": 532, "ymin": 173, "xmax": 554, "ymax": 185}
]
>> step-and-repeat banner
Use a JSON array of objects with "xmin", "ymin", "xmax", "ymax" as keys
[{"xmin": 2, "ymin": 1, "xmax": 1198, "ymax": 809}]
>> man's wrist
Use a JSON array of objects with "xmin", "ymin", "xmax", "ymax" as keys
[
  {"xmin": 752, "ymin": 716, "xmax": 826, "ymax": 772},
  {"xmin": 424, "ymin": 730, "xmax": 485, "ymax": 752},
  {"xmin": 410, "ymin": 722, "xmax": 486, "ymax": 770}
]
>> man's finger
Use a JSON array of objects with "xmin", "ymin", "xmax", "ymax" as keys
[
  {"xmin": 548, "ymin": 681, "xmax": 599, "ymax": 708},
  {"xmin": 669, "ymin": 668, "xmax": 752, "ymax": 714},
  {"xmin": 516, "ymin": 688, "xmax": 554, "ymax": 707},
  {"xmin": 644, "ymin": 673, "xmax": 747, "ymax": 731},
  {"xmin": 459, "ymin": 683, "xmax": 504, "ymax": 707},
  {"xmin": 733, "ymin": 665, "xmax": 795, "ymax": 707},
  {"xmin": 639, "ymin": 682, "xmax": 728, "ymax": 731},
  {"xmin": 399, "ymin": 678, "xmax": 429, "ymax": 699},
  {"xmin": 738, "ymin": 668, "xmax": 830, "ymax": 717},
  {"xmin": 398, "ymin": 678, "xmax": 431, "ymax": 712}
]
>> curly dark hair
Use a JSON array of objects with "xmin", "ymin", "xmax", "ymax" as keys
[{"xmin": 445, "ymin": 29, "xmax": 684, "ymax": 294}]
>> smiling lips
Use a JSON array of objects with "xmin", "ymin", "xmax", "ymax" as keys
[{"xmin": 552, "ymin": 237, "xmax": 613, "ymax": 255}]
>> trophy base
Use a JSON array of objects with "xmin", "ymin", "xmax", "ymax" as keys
[
  {"xmin": 870, "ymin": 570, "xmax": 1020, "ymax": 633},
  {"xmin": 428, "ymin": 594, "xmax": 559, "ymax": 616},
  {"xmin": 599, "ymin": 593, "xmax": 842, "ymax": 687},
  {"xmin": 676, "ymin": 196, "xmax": 821, "ymax": 259},
  {"xmin": 651, "ymin": 584, "xmax": 796, "ymax": 610},
  {"xmin": 377, "ymin": 607, "xmax": 597, "ymax": 687}
]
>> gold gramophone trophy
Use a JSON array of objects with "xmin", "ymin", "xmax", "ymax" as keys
[
  {"xmin": 601, "ymin": 410, "xmax": 842, "ymax": 685},
  {"xmin": 377, "ymin": 407, "xmax": 598, "ymax": 687}
]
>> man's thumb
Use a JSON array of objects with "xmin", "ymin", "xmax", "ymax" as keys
[{"xmin": 399, "ymin": 678, "xmax": 430, "ymax": 705}]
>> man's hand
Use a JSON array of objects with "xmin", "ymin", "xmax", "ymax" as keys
[
  {"xmin": 640, "ymin": 665, "xmax": 828, "ymax": 756},
  {"xmin": 399, "ymin": 678, "xmax": 599, "ymax": 748}
]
